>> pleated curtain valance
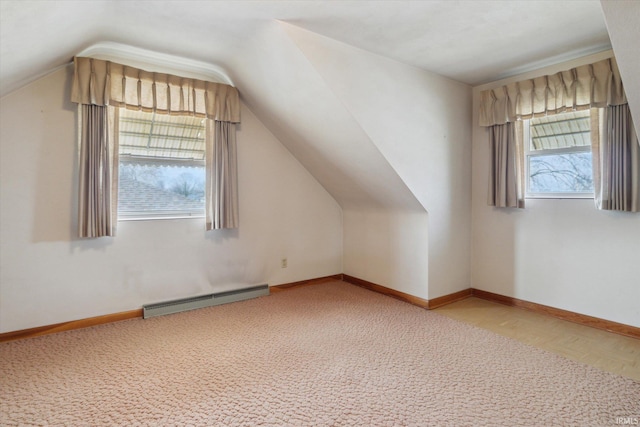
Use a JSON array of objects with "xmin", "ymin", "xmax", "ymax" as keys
[
  {"xmin": 479, "ymin": 57, "xmax": 627, "ymax": 127},
  {"xmin": 71, "ymin": 56, "xmax": 240, "ymax": 123}
]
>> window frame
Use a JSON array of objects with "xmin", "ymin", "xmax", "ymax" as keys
[{"xmin": 523, "ymin": 112, "xmax": 595, "ymax": 200}]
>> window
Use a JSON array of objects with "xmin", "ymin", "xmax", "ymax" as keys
[
  {"xmin": 524, "ymin": 110, "xmax": 594, "ymax": 198},
  {"xmin": 118, "ymin": 109, "xmax": 206, "ymax": 219}
]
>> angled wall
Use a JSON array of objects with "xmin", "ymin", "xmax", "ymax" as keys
[
  {"xmin": 601, "ymin": 0, "xmax": 640, "ymax": 136},
  {"xmin": 0, "ymin": 66, "xmax": 343, "ymax": 333},
  {"xmin": 282, "ymin": 24, "xmax": 472, "ymax": 298},
  {"xmin": 225, "ymin": 21, "xmax": 432, "ymax": 298}
]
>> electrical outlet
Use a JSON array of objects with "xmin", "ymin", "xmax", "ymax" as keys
[{"xmin": 281, "ymin": 258, "xmax": 288, "ymax": 268}]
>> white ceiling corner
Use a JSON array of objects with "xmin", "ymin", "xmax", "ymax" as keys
[{"xmin": 600, "ymin": 0, "xmax": 640, "ymax": 137}]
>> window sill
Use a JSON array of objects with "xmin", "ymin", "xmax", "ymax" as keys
[
  {"xmin": 525, "ymin": 194, "xmax": 594, "ymax": 200},
  {"xmin": 118, "ymin": 215, "xmax": 205, "ymax": 222}
]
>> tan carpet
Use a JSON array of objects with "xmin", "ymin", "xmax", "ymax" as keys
[{"xmin": 1, "ymin": 281, "xmax": 638, "ymax": 426}]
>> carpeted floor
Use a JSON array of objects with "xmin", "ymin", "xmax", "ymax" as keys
[{"xmin": 1, "ymin": 281, "xmax": 638, "ymax": 426}]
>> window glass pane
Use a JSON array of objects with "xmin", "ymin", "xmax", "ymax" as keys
[
  {"xmin": 530, "ymin": 110, "xmax": 590, "ymax": 151},
  {"xmin": 117, "ymin": 109, "xmax": 206, "ymax": 219},
  {"xmin": 528, "ymin": 152, "xmax": 594, "ymax": 193},
  {"xmin": 119, "ymin": 164, "xmax": 205, "ymax": 217}
]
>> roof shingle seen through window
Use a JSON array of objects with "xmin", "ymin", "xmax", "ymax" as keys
[{"xmin": 118, "ymin": 177, "xmax": 204, "ymax": 214}]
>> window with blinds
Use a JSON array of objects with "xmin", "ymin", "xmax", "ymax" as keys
[
  {"xmin": 117, "ymin": 109, "xmax": 206, "ymax": 219},
  {"xmin": 524, "ymin": 110, "xmax": 594, "ymax": 198}
]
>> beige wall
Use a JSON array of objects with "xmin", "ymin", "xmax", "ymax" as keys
[
  {"xmin": 278, "ymin": 23, "xmax": 472, "ymax": 299},
  {"xmin": 471, "ymin": 52, "xmax": 640, "ymax": 327},
  {"xmin": 343, "ymin": 208, "xmax": 429, "ymax": 299},
  {"xmin": 0, "ymin": 66, "xmax": 343, "ymax": 333},
  {"xmin": 5, "ymin": 36, "xmax": 633, "ymax": 334}
]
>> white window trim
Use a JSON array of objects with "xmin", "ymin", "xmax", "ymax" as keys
[
  {"xmin": 118, "ymin": 212, "xmax": 205, "ymax": 222},
  {"xmin": 523, "ymin": 119, "xmax": 594, "ymax": 200}
]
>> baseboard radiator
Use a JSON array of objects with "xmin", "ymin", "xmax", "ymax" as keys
[{"xmin": 142, "ymin": 284, "xmax": 270, "ymax": 319}]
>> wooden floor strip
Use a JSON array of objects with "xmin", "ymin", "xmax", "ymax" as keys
[
  {"xmin": 270, "ymin": 274, "xmax": 343, "ymax": 292},
  {"xmin": 472, "ymin": 289, "xmax": 640, "ymax": 340},
  {"xmin": 0, "ymin": 309, "xmax": 143, "ymax": 343},
  {"xmin": 427, "ymin": 288, "xmax": 472, "ymax": 309},
  {"xmin": 342, "ymin": 275, "xmax": 430, "ymax": 309},
  {"xmin": 435, "ymin": 297, "xmax": 640, "ymax": 380},
  {"xmin": 3, "ymin": 276, "xmax": 637, "ymax": 345}
]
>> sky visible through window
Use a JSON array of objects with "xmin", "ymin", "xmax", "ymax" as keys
[
  {"xmin": 527, "ymin": 110, "xmax": 594, "ymax": 195},
  {"xmin": 529, "ymin": 152, "xmax": 593, "ymax": 193}
]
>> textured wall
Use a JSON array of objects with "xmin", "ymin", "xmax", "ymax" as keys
[{"xmin": 0, "ymin": 66, "xmax": 343, "ymax": 332}]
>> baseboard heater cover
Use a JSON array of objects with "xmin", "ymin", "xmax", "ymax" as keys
[{"xmin": 143, "ymin": 284, "xmax": 270, "ymax": 319}]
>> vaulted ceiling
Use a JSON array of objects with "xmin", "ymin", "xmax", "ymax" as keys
[
  {"xmin": 0, "ymin": 0, "xmax": 613, "ymax": 97},
  {"xmin": 1, "ymin": 1, "xmax": 637, "ymax": 214}
]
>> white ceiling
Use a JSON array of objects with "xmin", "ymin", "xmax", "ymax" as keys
[
  {"xmin": 2, "ymin": 0, "xmax": 633, "ymax": 213},
  {"xmin": 0, "ymin": 0, "xmax": 612, "ymax": 97}
]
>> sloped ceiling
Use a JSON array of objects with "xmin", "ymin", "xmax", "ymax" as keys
[
  {"xmin": 600, "ymin": 0, "xmax": 640, "ymax": 136},
  {"xmin": 221, "ymin": 20, "xmax": 423, "ymax": 210},
  {"xmin": 0, "ymin": 1, "xmax": 612, "ymax": 97},
  {"xmin": 0, "ymin": 1, "xmax": 624, "ymax": 212}
]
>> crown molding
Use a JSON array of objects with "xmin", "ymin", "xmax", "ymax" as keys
[
  {"xmin": 76, "ymin": 41, "xmax": 234, "ymax": 86},
  {"xmin": 474, "ymin": 47, "xmax": 614, "ymax": 91}
]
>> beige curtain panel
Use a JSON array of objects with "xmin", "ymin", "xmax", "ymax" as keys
[
  {"xmin": 71, "ymin": 57, "xmax": 240, "ymax": 123},
  {"xmin": 72, "ymin": 57, "xmax": 242, "ymax": 233},
  {"xmin": 488, "ymin": 122, "xmax": 525, "ymax": 208},
  {"xmin": 206, "ymin": 120, "xmax": 239, "ymax": 230},
  {"xmin": 78, "ymin": 105, "xmax": 119, "ymax": 237},
  {"xmin": 592, "ymin": 105, "xmax": 640, "ymax": 212},
  {"xmin": 479, "ymin": 57, "xmax": 627, "ymax": 127}
]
